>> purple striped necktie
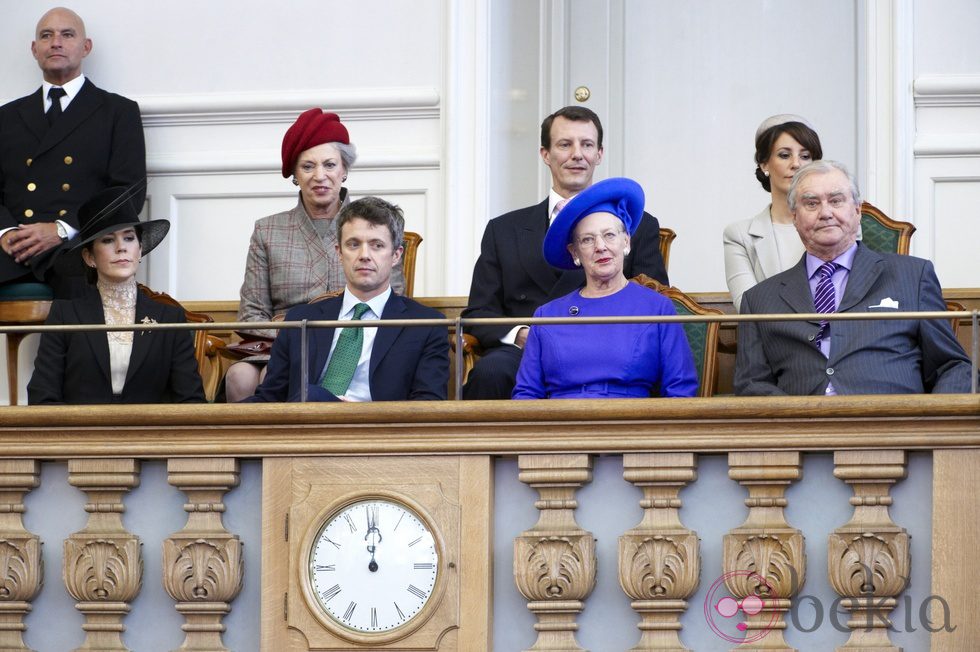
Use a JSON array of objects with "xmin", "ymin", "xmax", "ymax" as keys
[{"xmin": 813, "ymin": 261, "xmax": 839, "ymax": 345}]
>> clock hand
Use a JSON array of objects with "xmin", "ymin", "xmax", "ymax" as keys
[{"xmin": 365, "ymin": 504, "xmax": 382, "ymax": 572}]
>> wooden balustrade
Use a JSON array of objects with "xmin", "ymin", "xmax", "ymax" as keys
[{"xmin": 0, "ymin": 396, "xmax": 975, "ymax": 650}]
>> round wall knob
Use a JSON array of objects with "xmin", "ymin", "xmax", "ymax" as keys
[{"xmin": 574, "ymin": 86, "xmax": 591, "ymax": 102}]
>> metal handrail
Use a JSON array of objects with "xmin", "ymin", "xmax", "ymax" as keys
[{"xmin": 3, "ymin": 310, "xmax": 977, "ymax": 397}]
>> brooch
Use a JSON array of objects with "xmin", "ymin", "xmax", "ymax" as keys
[{"xmin": 139, "ymin": 316, "xmax": 157, "ymax": 335}]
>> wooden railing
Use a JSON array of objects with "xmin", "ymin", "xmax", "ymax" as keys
[{"xmin": 1, "ymin": 396, "xmax": 978, "ymax": 650}]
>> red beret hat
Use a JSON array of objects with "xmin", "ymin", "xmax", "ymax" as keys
[{"xmin": 281, "ymin": 109, "xmax": 351, "ymax": 178}]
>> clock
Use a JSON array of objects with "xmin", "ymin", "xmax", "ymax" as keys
[
  {"xmin": 263, "ymin": 455, "xmax": 491, "ymax": 650},
  {"xmin": 307, "ymin": 498, "xmax": 440, "ymax": 634}
]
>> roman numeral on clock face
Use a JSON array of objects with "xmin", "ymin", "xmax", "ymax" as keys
[
  {"xmin": 320, "ymin": 584, "xmax": 341, "ymax": 602},
  {"xmin": 394, "ymin": 601, "xmax": 406, "ymax": 620},
  {"xmin": 314, "ymin": 564, "xmax": 335, "ymax": 572},
  {"xmin": 414, "ymin": 562, "xmax": 434, "ymax": 570},
  {"xmin": 370, "ymin": 607, "xmax": 378, "ymax": 629},
  {"xmin": 343, "ymin": 601, "xmax": 356, "ymax": 622},
  {"xmin": 343, "ymin": 513, "xmax": 357, "ymax": 532},
  {"xmin": 407, "ymin": 584, "xmax": 427, "ymax": 600}
]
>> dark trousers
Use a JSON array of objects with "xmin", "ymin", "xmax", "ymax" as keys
[{"xmin": 462, "ymin": 344, "xmax": 523, "ymax": 400}]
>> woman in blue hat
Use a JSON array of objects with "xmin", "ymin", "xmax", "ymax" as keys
[
  {"xmin": 512, "ymin": 178, "xmax": 697, "ymax": 399},
  {"xmin": 27, "ymin": 186, "xmax": 205, "ymax": 404}
]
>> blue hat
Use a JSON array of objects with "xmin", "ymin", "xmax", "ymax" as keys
[{"xmin": 542, "ymin": 177, "xmax": 645, "ymax": 270}]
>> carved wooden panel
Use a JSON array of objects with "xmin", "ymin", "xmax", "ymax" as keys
[
  {"xmin": 723, "ymin": 452, "xmax": 804, "ymax": 650},
  {"xmin": 0, "ymin": 460, "xmax": 42, "ymax": 651},
  {"xmin": 64, "ymin": 458, "xmax": 143, "ymax": 652},
  {"xmin": 829, "ymin": 450, "xmax": 909, "ymax": 651},
  {"xmin": 163, "ymin": 457, "xmax": 243, "ymax": 652},
  {"xmin": 619, "ymin": 453, "xmax": 700, "ymax": 652},
  {"xmin": 514, "ymin": 454, "xmax": 595, "ymax": 652}
]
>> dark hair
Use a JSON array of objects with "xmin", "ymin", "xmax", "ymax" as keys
[
  {"xmin": 754, "ymin": 122, "xmax": 823, "ymax": 192},
  {"xmin": 335, "ymin": 197, "xmax": 405, "ymax": 249},
  {"xmin": 82, "ymin": 225, "xmax": 143, "ymax": 284},
  {"xmin": 540, "ymin": 106, "xmax": 604, "ymax": 149}
]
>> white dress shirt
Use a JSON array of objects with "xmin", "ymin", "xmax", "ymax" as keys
[{"xmin": 320, "ymin": 287, "xmax": 392, "ymax": 402}]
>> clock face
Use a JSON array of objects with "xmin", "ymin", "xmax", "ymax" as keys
[{"xmin": 309, "ymin": 499, "xmax": 439, "ymax": 633}]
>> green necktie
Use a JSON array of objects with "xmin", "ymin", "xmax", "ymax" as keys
[{"xmin": 320, "ymin": 303, "xmax": 371, "ymax": 396}]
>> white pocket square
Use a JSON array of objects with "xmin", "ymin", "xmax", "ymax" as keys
[{"xmin": 869, "ymin": 297, "xmax": 900, "ymax": 309}]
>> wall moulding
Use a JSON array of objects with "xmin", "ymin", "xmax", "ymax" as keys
[
  {"xmin": 914, "ymin": 75, "xmax": 980, "ymax": 107},
  {"xmin": 146, "ymin": 151, "xmax": 441, "ymax": 176},
  {"xmin": 135, "ymin": 87, "xmax": 441, "ymax": 127}
]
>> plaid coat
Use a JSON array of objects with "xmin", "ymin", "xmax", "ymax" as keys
[{"xmin": 237, "ymin": 193, "xmax": 405, "ymax": 337}]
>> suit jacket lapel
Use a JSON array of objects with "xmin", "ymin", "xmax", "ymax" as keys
[
  {"xmin": 838, "ymin": 245, "xmax": 883, "ymax": 313},
  {"xmin": 370, "ymin": 294, "xmax": 405, "ymax": 375},
  {"xmin": 749, "ymin": 207, "xmax": 782, "ymax": 280},
  {"xmin": 125, "ymin": 293, "xmax": 163, "ymax": 386},
  {"xmin": 16, "ymin": 89, "xmax": 48, "ymax": 144},
  {"xmin": 777, "ymin": 255, "xmax": 819, "ymax": 318},
  {"xmin": 519, "ymin": 200, "xmax": 559, "ymax": 294},
  {"xmin": 77, "ymin": 288, "xmax": 112, "ymax": 382},
  {"xmin": 309, "ymin": 299, "xmax": 341, "ymax": 384},
  {"xmin": 36, "ymin": 79, "xmax": 104, "ymax": 158}
]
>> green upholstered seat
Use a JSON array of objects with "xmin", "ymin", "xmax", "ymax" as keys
[{"xmin": 0, "ymin": 282, "xmax": 54, "ymax": 301}]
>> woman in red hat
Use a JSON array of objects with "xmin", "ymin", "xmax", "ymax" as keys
[
  {"xmin": 226, "ymin": 109, "xmax": 406, "ymax": 401},
  {"xmin": 27, "ymin": 186, "xmax": 205, "ymax": 404}
]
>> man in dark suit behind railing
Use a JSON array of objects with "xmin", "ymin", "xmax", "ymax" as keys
[
  {"xmin": 461, "ymin": 106, "xmax": 669, "ymax": 399},
  {"xmin": 245, "ymin": 197, "xmax": 448, "ymax": 403},
  {"xmin": 0, "ymin": 7, "xmax": 146, "ymax": 298},
  {"xmin": 735, "ymin": 160, "xmax": 972, "ymax": 395}
]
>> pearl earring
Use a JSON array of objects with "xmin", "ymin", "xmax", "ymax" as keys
[
  {"xmin": 764, "ymin": 170, "xmax": 770, "ymax": 177},
  {"xmin": 573, "ymin": 258, "xmax": 581, "ymax": 267},
  {"xmin": 624, "ymin": 247, "xmax": 631, "ymax": 255},
  {"xmin": 342, "ymin": 176, "xmax": 348, "ymax": 182},
  {"xmin": 292, "ymin": 178, "xmax": 299, "ymax": 186}
]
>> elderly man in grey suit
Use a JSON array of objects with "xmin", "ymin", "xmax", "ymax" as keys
[{"xmin": 735, "ymin": 160, "xmax": 972, "ymax": 395}]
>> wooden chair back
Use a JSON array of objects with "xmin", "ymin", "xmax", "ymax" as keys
[
  {"xmin": 402, "ymin": 231, "xmax": 422, "ymax": 297},
  {"xmin": 860, "ymin": 201, "xmax": 915, "ymax": 255},
  {"xmin": 658, "ymin": 227, "xmax": 676, "ymax": 272}
]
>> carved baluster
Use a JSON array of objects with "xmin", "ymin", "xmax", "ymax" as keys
[
  {"xmin": 64, "ymin": 459, "xmax": 142, "ymax": 652},
  {"xmin": 619, "ymin": 453, "xmax": 700, "ymax": 652},
  {"xmin": 723, "ymin": 452, "xmax": 804, "ymax": 651},
  {"xmin": 828, "ymin": 450, "xmax": 909, "ymax": 651},
  {"xmin": 0, "ymin": 460, "xmax": 42, "ymax": 651},
  {"xmin": 514, "ymin": 454, "xmax": 595, "ymax": 652},
  {"xmin": 163, "ymin": 458, "xmax": 243, "ymax": 652}
]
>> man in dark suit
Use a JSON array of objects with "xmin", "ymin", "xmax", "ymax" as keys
[
  {"xmin": 735, "ymin": 160, "xmax": 972, "ymax": 395},
  {"xmin": 462, "ymin": 106, "xmax": 669, "ymax": 399},
  {"xmin": 0, "ymin": 7, "xmax": 146, "ymax": 297},
  {"xmin": 247, "ymin": 197, "xmax": 448, "ymax": 403}
]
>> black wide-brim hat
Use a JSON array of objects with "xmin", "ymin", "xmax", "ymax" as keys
[
  {"xmin": 71, "ymin": 185, "xmax": 170, "ymax": 256},
  {"xmin": 542, "ymin": 177, "xmax": 645, "ymax": 270}
]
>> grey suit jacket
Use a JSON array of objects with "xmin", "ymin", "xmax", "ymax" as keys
[{"xmin": 735, "ymin": 244, "xmax": 972, "ymax": 395}]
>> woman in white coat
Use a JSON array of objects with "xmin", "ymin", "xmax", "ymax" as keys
[{"xmin": 723, "ymin": 115, "xmax": 822, "ymax": 311}]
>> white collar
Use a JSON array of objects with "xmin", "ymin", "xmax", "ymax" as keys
[
  {"xmin": 340, "ymin": 286, "xmax": 392, "ymax": 319},
  {"xmin": 42, "ymin": 74, "xmax": 86, "ymax": 108},
  {"xmin": 548, "ymin": 188, "xmax": 579, "ymax": 224}
]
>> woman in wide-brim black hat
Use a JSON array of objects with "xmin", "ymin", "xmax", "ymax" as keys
[
  {"xmin": 27, "ymin": 186, "xmax": 205, "ymax": 404},
  {"xmin": 512, "ymin": 177, "xmax": 698, "ymax": 400}
]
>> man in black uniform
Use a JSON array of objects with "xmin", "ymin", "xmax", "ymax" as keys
[{"xmin": 0, "ymin": 7, "xmax": 146, "ymax": 297}]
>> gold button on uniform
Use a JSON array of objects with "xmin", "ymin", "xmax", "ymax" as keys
[
  {"xmin": 59, "ymin": 210, "xmax": 67, "ymax": 217},
  {"xmin": 24, "ymin": 209, "xmax": 34, "ymax": 218},
  {"xmin": 26, "ymin": 158, "xmax": 32, "ymax": 166},
  {"xmin": 27, "ymin": 183, "xmax": 36, "ymax": 191},
  {"xmin": 64, "ymin": 156, "xmax": 73, "ymax": 165},
  {"xmin": 62, "ymin": 183, "xmax": 70, "ymax": 191}
]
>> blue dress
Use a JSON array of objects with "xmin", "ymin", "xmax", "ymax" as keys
[{"xmin": 512, "ymin": 282, "xmax": 698, "ymax": 399}]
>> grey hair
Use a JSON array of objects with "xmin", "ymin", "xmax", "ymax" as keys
[
  {"xmin": 335, "ymin": 196, "xmax": 405, "ymax": 249},
  {"xmin": 334, "ymin": 142, "xmax": 358, "ymax": 171},
  {"xmin": 788, "ymin": 160, "xmax": 862, "ymax": 212}
]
